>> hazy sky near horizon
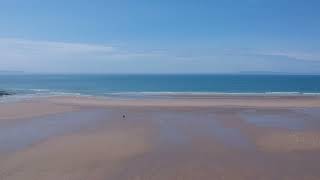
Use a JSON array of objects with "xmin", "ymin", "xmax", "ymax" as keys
[{"xmin": 0, "ymin": 0, "xmax": 320, "ymax": 74}]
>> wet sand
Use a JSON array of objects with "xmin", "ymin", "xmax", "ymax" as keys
[{"xmin": 1, "ymin": 96, "xmax": 320, "ymax": 180}]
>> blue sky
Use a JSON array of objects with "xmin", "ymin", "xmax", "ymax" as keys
[{"xmin": 0, "ymin": 0, "xmax": 320, "ymax": 73}]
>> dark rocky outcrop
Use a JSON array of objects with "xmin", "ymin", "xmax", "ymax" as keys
[{"xmin": 0, "ymin": 90, "xmax": 13, "ymax": 96}]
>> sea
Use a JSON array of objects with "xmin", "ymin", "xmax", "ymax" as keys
[{"xmin": 1, "ymin": 74, "xmax": 320, "ymax": 101}]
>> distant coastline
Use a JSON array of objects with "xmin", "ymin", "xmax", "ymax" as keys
[
  {"xmin": 238, "ymin": 71, "xmax": 320, "ymax": 75},
  {"xmin": 1, "ymin": 71, "xmax": 320, "ymax": 76},
  {"xmin": 0, "ymin": 71, "xmax": 25, "ymax": 75}
]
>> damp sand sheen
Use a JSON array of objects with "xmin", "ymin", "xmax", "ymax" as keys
[{"xmin": 0, "ymin": 95, "xmax": 320, "ymax": 179}]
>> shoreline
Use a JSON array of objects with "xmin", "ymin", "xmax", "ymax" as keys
[
  {"xmin": 2, "ymin": 90, "xmax": 320, "ymax": 102},
  {"xmin": 2, "ymin": 93, "xmax": 320, "ymax": 103},
  {"xmin": 1, "ymin": 94, "xmax": 320, "ymax": 121}
]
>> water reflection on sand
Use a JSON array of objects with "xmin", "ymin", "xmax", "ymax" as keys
[
  {"xmin": 1, "ymin": 104, "xmax": 320, "ymax": 180},
  {"xmin": 0, "ymin": 108, "xmax": 110, "ymax": 153}
]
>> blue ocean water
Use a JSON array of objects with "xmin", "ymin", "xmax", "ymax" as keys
[{"xmin": 1, "ymin": 74, "xmax": 320, "ymax": 98}]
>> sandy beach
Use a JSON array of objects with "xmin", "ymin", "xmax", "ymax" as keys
[{"xmin": 1, "ymin": 95, "xmax": 320, "ymax": 180}]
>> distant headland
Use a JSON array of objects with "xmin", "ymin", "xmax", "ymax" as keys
[{"xmin": 0, "ymin": 71, "xmax": 25, "ymax": 75}]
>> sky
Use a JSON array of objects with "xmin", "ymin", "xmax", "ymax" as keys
[{"xmin": 0, "ymin": 0, "xmax": 320, "ymax": 74}]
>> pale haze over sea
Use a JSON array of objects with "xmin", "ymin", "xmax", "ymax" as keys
[{"xmin": 0, "ymin": 1, "xmax": 320, "ymax": 75}]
